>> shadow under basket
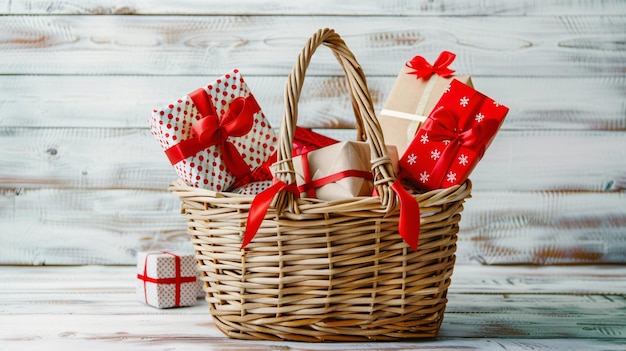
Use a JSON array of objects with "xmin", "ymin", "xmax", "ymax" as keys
[
  {"xmin": 167, "ymin": 28, "xmax": 473, "ymax": 342},
  {"xmin": 169, "ymin": 178, "xmax": 471, "ymax": 342}
]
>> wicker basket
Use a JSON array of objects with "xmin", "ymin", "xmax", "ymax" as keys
[{"xmin": 168, "ymin": 28, "xmax": 472, "ymax": 342}]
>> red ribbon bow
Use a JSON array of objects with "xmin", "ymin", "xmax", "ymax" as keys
[
  {"xmin": 164, "ymin": 88, "xmax": 259, "ymax": 179},
  {"xmin": 423, "ymin": 106, "xmax": 499, "ymax": 188},
  {"xmin": 406, "ymin": 51, "xmax": 456, "ymax": 79}
]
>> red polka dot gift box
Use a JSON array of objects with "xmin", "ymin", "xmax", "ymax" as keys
[
  {"xmin": 149, "ymin": 69, "xmax": 277, "ymax": 192},
  {"xmin": 136, "ymin": 251, "xmax": 202, "ymax": 309},
  {"xmin": 399, "ymin": 79, "xmax": 509, "ymax": 191}
]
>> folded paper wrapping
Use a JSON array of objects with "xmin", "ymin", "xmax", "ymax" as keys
[
  {"xmin": 379, "ymin": 53, "xmax": 472, "ymax": 156},
  {"xmin": 136, "ymin": 251, "xmax": 202, "ymax": 309},
  {"xmin": 399, "ymin": 79, "xmax": 509, "ymax": 191},
  {"xmin": 280, "ymin": 141, "xmax": 399, "ymax": 201},
  {"xmin": 149, "ymin": 69, "xmax": 277, "ymax": 192}
]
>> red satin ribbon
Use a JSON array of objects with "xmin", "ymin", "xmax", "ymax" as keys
[
  {"xmin": 242, "ymin": 179, "xmax": 420, "ymax": 251},
  {"xmin": 241, "ymin": 179, "xmax": 299, "ymax": 249},
  {"xmin": 138, "ymin": 251, "xmax": 196, "ymax": 307},
  {"xmin": 423, "ymin": 106, "xmax": 499, "ymax": 188},
  {"xmin": 390, "ymin": 182, "xmax": 420, "ymax": 251},
  {"xmin": 299, "ymin": 151, "xmax": 317, "ymax": 198},
  {"xmin": 297, "ymin": 151, "xmax": 374, "ymax": 198},
  {"xmin": 406, "ymin": 51, "xmax": 456, "ymax": 79},
  {"xmin": 231, "ymin": 128, "xmax": 339, "ymax": 189},
  {"xmin": 298, "ymin": 168, "xmax": 374, "ymax": 197},
  {"xmin": 164, "ymin": 88, "xmax": 259, "ymax": 179}
]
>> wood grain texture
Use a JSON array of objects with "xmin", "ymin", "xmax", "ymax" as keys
[
  {"xmin": 2, "ymin": 127, "xmax": 624, "ymax": 192},
  {"xmin": 3, "ymin": 0, "xmax": 626, "ymax": 15},
  {"xmin": 0, "ymin": 188, "xmax": 190, "ymax": 265},
  {"xmin": 1, "ymin": 75, "xmax": 625, "ymax": 130},
  {"xmin": 1, "ymin": 15, "xmax": 625, "ymax": 76},
  {"xmin": 1, "ymin": 2, "xmax": 625, "ymax": 349},
  {"xmin": 1, "ymin": 188, "xmax": 624, "ymax": 265},
  {"xmin": 0, "ymin": 1, "xmax": 624, "ymax": 269},
  {"xmin": 460, "ymin": 191, "xmax": 626, "ymax": 265},
  {"xmin": 1, "ymin": 265, "xmax": 624, "ymax": 350}
]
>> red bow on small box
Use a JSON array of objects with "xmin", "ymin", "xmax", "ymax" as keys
[
  {"xmin": 164, "ymin": 88, "xmax": 260, "ymax": 179},
  {"xmin": 406, "ymin": 51, "xmax": 456, "ymax": 79}
]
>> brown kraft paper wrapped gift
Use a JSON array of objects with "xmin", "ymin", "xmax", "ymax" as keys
[
  {"xmin": 285, "ymin": 140, "xmax": 399, "ymax": 201},
  {"xmin": 379, "ymin": 51, "xmax": 473, "ymax": 156}
]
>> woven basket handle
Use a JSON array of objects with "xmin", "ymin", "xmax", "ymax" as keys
[{"xmin": 273, "ymin": 28, "xmax": 398, "ymax": 211}]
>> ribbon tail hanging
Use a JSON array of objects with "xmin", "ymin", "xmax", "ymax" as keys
[
  {"xmin": 242, "ymin": 180, "xmax": 291, "ymax": 249},
  {"xmin": 220, "ymin": 141, "xmax": 252, "ymax": 179},
  {"xmin": 390, "ymin": 182, "xmax": 420, "ymax": 251}
]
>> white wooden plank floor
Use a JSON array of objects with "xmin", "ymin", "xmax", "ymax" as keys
[{"xmin": 1, "ymin": 265, "xmax": 625, "ymax": 350}]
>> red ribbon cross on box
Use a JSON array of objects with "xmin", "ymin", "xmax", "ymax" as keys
[
  {"xmin": 137, "ymin": 251, "xmax": 196, "ymax": 307},
  {"xmin": 297, "ymin": 150, "xmax": 374, "ymax": 199}
]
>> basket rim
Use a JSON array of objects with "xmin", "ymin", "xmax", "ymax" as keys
[{"xmin": 168, "ymin": 178, "xmax": 472, "ymax": 208}]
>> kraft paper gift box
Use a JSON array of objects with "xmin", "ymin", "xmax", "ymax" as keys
[
  {"xmin": 283, "ymin": 140, "xmax": 399, "ymax": 201},
  {"xmin": 399, "ymin": 79, "xmax": 509, "ymax": 191},
  {"xmin": 379, "ymin": 51, "xmax": 473, "ymax": 156},
  {"xmin": 136, "ymin": 251, "xmax": 201, "ymax": 309},
  {"xmin": 149, "ymin": 69, "xmax": 277, "ymax": 192}
]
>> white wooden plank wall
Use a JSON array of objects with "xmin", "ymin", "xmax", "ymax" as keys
[{"xmin": 0, "ymin": 0, "xmax": 625, "ymax": 265}]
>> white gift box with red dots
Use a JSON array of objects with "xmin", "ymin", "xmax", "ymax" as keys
[{"xmin": 149, "ymin": 69, "xmax": 277, "ymax": 191}]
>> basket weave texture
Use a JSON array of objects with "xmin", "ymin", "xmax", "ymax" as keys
[{"xmin": 169, "ymin": 28, "xmax": 472, "ymax": 342}]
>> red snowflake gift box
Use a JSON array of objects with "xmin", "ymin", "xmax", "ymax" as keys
[
  {"xmin": 136, "ymin": 251, "xmax": 201, "ymax": 309},
  {"xmin": 149, "ymin": 69, "xmax": 277, "ymax": 191},
  {"xmin": 399, "ymin": 79, "xmax": 509, "ymax": 191}
]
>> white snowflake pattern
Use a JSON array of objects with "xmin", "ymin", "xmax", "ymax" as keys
[
  {"xmin": 493, "ymin": 100, "xmax": 501, "ymax": 107},
  {"xmin": 430, "ymin": 149, "xmax": 441, "ymax": 160},
  {"xmin": 419, "ymin": 171, "xmax": 430, "ymax": 183},
  {"xmin": 407, "ymin": 153, "xmax": 417, "ymax": 165},
  {"xmin": 443, "ymin": 139, "xmax": 451, "ymax": 145},
  {"xmin": 460, "ymin": 96, "xmax": 470, "ymax": 107},
  {"xmin": 446, "ymin": 171, "xmax": 457, "ymax": 183},
  {"xmin": 444, "ymin": 84, "xmax": 451, "ymax": 93},
  {"xmin": 458, "ymin": 154, "xmax": 469, "ymax": 166},
  {"xmin": 475, "ymin": 112, "xmax": 485, "ymax": 123},
  {"xmin": 420, "ymin": 133, "xmax": 429, "ymax": 144}
]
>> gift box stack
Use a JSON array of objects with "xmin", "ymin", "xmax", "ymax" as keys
[
  {"xmin": 148, "ymin": 56, "xmax": 508, "ymax": 254},
  {"xmin": 379, "ymin": 51, "xmax": 509, "ymax": 192}
]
